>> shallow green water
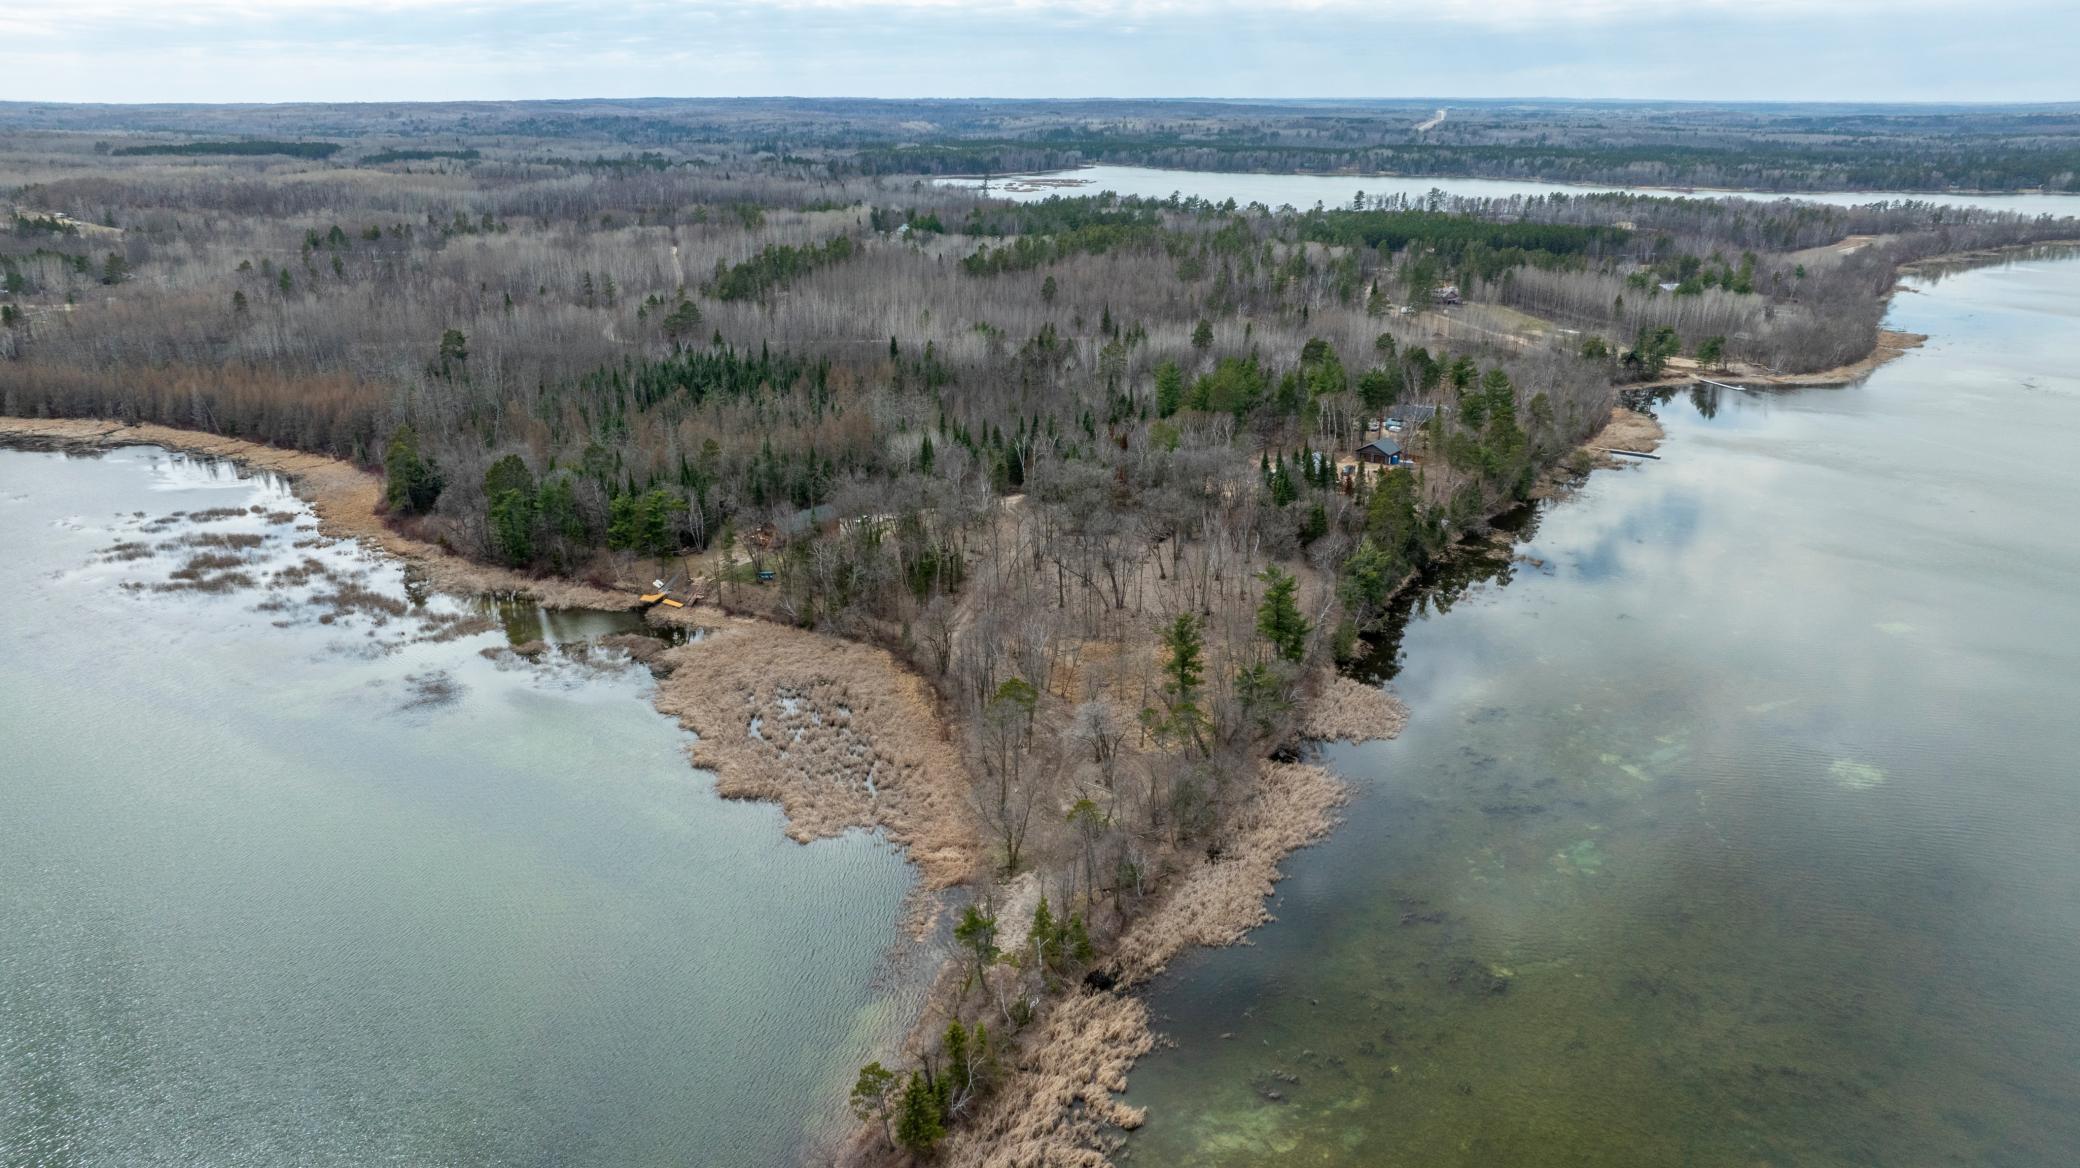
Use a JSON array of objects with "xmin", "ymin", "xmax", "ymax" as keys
[
  {"xmin": 1121, "ymin": 252, "xmax": 2080, "ymax": 1166},
  {"xmin": 0, "ymin": 448, "xmax": 920, "ymax": 1167}
]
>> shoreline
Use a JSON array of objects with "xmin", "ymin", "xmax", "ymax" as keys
[
  {"xmin": 0, "ymin": 237, "xmax": 1927, "ymax": 1161},
  {"xmin": 939, "ymin": 162, "xmax": 2080, "ymax": 203},
  {"xmin": 0, "ymin": 418, "xmax": 633, "ymax": 610},
  {"xmin": 0, "ymin": 414, "xmax": 989, "ymax": 892},
  {"xmin": 0, "ymin": 393, "xmax": 1691, "ymax": 1168},
  {"xmin": 937, "ymin": 760, "xmax": 1355, "ymax": 1166},
  {"xmin": 0, "ymin": 414, "xmax": 1399, "ymax": 1164},
  {"xmin": 0, "ymin": 411, "xmax": 1418, "ymax": 1168},
  {"xmin": 1631, "ymin": 238, "xmax": 2080, "ymax": 393},
  {"xmin": 1630, "ymin": 329, "xmax": 1929, "ymax": 392},
  {"xmin": 1897, "ymin": 236, "xmax": 2080, "ymax": 274},
  {"xmin": 0, "ymin": 312, "xmax": 1867, "ymax": 1167}
]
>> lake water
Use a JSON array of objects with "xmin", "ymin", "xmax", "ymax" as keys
[
  {"xmin": 939, "ymin": 163, "xmax": 2080, "ymax": 218},
  {"xmin": 0, "ymin": 448, "xmax": 919, "ymax": 1168},
  {"xmin": 1118, "ymin": 250, "xmax": 2080, "ymax": 1165}
]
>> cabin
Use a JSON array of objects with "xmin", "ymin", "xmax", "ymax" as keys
[
  {"xmin": 1431, "ymin": 284, "xmax": 1462, "ymax": 306},
  {"xmin": 1356, "ymin": 437, "xmax": 1403, "ymax": 467}
]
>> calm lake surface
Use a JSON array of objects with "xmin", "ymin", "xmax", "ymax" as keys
[
  {"xmin": 1119, "ymin": 250, "xmax": 2080, "ymax": 1165},
  {"xmin": 940, "ymin": 163, "xmax": 2080, "ymax": 217},
  {"xmin": 0, "ymin": 449, "xmax": 919, "ymax": 1167}
]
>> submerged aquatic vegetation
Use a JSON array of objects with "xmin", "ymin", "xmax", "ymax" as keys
[
  {"xmin": 1829, "ymin": 759, "xmax": 1888, "ymax": 790},
  {"xmin": 1551, "ymin": 837, "xmax": 1606, "ymax": 876},
  {"xmin": 399, "ymin": 670, "xmax": 463, "ymax": 710},
  {"xmin": 311, "ymin": 581, "xmax": 412, "ymax": 623}
]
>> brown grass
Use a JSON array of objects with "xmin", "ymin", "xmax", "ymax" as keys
[
  {"xmin": 942, "ymin": 762, "xmax": 1348, "ymax": 1166},
  {"xmin": 1302, "ymin": 671, "xmax": 1410, "ymax": 743},
  {"xmin": 1110, "ymin": 763, "xmax": 1347, "ymax": 981},
  {"xmin": 179, "ymin": 531, "xmax": 265, "ymax": 549},
  {"xmin": 937, "ymin": 991, "xmax": 1156, "ymax": 1167},
  {"xmin": 647, "ymin": 608, "xmax": 982, "ymax": 890},
  {"xmin": 155, "ymin": 570, "xmax": 257, "ymax": 594},
  {"xmin": 178, "ymin": 551, "xmax": 249, "ymax": 574},
  {"xmin": 99, "ymin": 540, "xmax": 154, "ymax": 562},
  {"xmin": 1589, "ymin": 406, "xmax": 1666, "ymax": 464},
  {"xmin": 311, "ymin": 581, "xmax": 410, "ymax": 621}
]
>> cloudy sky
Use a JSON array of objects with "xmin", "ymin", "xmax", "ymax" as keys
[{"xmin": 1, "ymin": 0, "xmax": 2072, "ymax": 105}]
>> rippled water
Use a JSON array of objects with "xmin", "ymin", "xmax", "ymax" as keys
[
  {"xmin": 941, "ymin": 163, "xmax": 2080, "ymax": 217},
  {"xmin": 0, "ymin": 448, "xmax": 919, "ymax": 1167},
  {"xmin": 1119, "ymin": 251, "xmax": 2080, "ymax": 1165}
]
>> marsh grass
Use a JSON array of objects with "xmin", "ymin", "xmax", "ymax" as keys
[{"xmin": 179, "ymin": 531, "xmax": 265, "ymax": 550}]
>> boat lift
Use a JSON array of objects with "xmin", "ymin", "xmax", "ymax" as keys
[{"xmin": 639, "ymin": 567, "xmax": 700, "ymax": 610}]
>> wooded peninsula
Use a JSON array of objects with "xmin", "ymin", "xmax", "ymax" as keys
[{"xmin": 4, "ymin": 98, "xmax": 2076, "ymax": 1166}]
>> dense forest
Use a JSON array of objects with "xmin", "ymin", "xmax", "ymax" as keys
[
  {"xmin": 5, "ymin": 107, "xmax": 2078, "ymax": 1162},
  {"xmin": 18, "ymin": 145, "xmax": 2067, "ymax": 621}
]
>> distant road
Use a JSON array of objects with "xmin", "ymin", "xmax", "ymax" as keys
[{"xmin": 1414, "ymin": 108, "xmax": 1447, "ymax": 132}]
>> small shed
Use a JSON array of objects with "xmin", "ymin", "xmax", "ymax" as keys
[{"xmin": 1356, "ymin": 437, "xmax": 1403, "ymax": 466}]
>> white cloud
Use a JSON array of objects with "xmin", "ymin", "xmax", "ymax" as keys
[{"xmin": 0, "ymin": 0, "xmax": 2063, "ymax": 102}]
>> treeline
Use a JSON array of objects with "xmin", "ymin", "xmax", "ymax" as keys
[
  {"xmin": 111, "ymin": 140, "xmax": 342, "ymax": 159},
  {"xmin": 711, "ymin": 235, "xmax": 857, "ymax": 300},
  {"xmin": 851, "ymin": 135, "xmax": 2080, "ymax": 194},
  {"xmin": 361, "ymin": 148, "xmax": 481, "ymax": 165},
  {"xmin": 1297, "ymin": 208, "xmax": 1628, "ymax": 261}
]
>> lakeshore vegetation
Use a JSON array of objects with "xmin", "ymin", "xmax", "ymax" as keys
[{"xmin": 5, "ymin": 101, "xmax": 2077, "ymax": 1164}]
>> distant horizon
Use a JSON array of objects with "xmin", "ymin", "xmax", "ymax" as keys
[
  {"xmin": 3, "ymin": 0, "xmax": 2074, "ymax": 106},
  {"xmin": 5, "ymin": 95, "xmax": 2080, "ymax": 112}
]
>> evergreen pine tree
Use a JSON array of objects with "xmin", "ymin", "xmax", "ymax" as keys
[
  {"xmin": 894, "ymin": 1071, "xmax": 944, "ymax": 1154},
  {"xmin": 1257, "ymin": 566, "xmax": 1311, "ymax": 662}
]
